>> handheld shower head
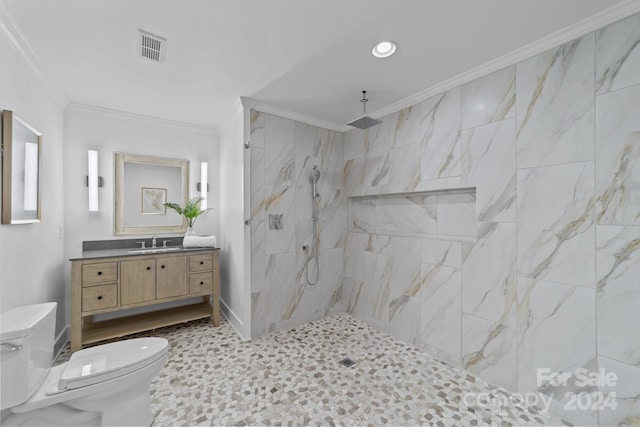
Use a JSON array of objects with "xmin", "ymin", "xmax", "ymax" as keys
[
  {"xmin": 310, "ymin": 165, "xmax": 321, "ymax": 183},
  {"xmin": 310, "ymin": 165, "xmax": 320, "ymax": 199}
]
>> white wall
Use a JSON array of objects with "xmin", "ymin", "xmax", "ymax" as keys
[
  {"xmin": 217, "ymin": 102, "xmax": 251, "ymax": 339},
  {"xmin": 63, "ymin": 105, "xmax": 220, "ymax": 327},
  {"xmin": 0, "ymin": 22, "xmax": 67, "ymax": 345}
]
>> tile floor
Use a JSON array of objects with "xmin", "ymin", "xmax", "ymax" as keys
[{"xmin": 57, "ymin": 313, "xmax": 569, "ymax": 426}]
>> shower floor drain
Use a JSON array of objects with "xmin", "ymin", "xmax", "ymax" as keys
[{"xmin": 339, "ymin": 358, "xmax": 356, "ymax": 367}]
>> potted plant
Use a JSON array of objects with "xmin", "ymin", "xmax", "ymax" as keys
[{"xmin": 164, "ymin": 197, "xmax": 211, "ymax": 235}]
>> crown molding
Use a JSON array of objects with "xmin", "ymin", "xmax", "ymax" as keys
[
  {"xmin": 247, "ymin": 1, "xmax": 640, "ymax": 131},
  {"xmin": 241, "ymin": 97, "xmax": 350, "ymax": 132},
  {"xmin": 66, "ymin": 102, "xmax": 219, "ymax": 136},
  {"xmin": 369, "ymin": 0, "xmax": 640, "ymax": 120},
  {"xmin": 0, "ymin": 2, "xmax": 67, "ymax": 107}
]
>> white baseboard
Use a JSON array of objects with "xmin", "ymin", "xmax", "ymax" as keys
[{"xmin": 220, "ymin": 298, "xmax": 250, "ymax": 342}]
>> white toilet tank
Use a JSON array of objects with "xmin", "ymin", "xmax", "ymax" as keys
[{"xmin": 1, "ymin": 302, "xmax": 57, "ymax": 410}]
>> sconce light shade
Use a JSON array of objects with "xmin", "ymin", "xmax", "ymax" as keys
[
  {"xmin": 88, "ymin": 150, "xmax": 99, "ymax": 212},
  {"xmin": 199, "ymin": 161, "xmax": 208, "ymax": 210}
]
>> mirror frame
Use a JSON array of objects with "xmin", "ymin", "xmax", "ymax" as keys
[
  {"xmin": 114, "ymin": 152, "xmax": 189, "ymax": 235},
  {"xmin": 1, "ymin": 110, "xmax": 42, "ymax": 224}
]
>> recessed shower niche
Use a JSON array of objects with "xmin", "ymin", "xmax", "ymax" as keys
[{"xmin": 347, "ymin": 188, "xmax": 477, "ymax": 241}]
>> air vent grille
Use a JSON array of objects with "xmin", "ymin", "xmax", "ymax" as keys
[{"xmin": 139, "ymin": 30, "xmax": 166, "ymax": 63}]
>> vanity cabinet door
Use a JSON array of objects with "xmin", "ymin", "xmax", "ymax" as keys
[
  {"xmin": 156, "ymin": 255, "xmax": 187, "ymax": 299},
  {"xmin": 120, "ymin": 258, "xmax": 156, "ymax": 305}
]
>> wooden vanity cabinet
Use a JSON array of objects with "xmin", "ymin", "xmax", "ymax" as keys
[
  {"xmin": 120, "ymin": 258, "xmax": 156, "ymax": 305},
  {"xmin": 71, "ymin": 249, "xmax": 219, "ymax": 352},
  {"xmin": 156, "ymin": 256, "xmax": 187, "ymax": 299}
]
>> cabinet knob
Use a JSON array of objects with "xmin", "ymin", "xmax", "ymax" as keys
[
  {"xmin": 146, "ymin": 266, "xmax": 151, "ymax": 270},
  {"xmin": 97, "ymin": 271, "xmax": 102, "ymax": 276},
  {"xmin": 200, "ymin": 281, "xmax": 204, "ymax": 285},
  {"xmin": 200, "ymin": 261, "xmax": 204, "ymax": 265},
  {"xmin": 97, "ymin": 296, "xmax": 103, "ymax": 300},
  {"xmin": 161, "ymin": 265, "xmax": 165, "ymax": 269}
]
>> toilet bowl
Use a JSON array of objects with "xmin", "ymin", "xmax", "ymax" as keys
[{"xmin": 0, "ymin": 303, "xmax": 169, "ymax": 426}]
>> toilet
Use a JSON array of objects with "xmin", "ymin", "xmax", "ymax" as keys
[{"xmin": 0, "ymin": 302, "xmax": 169, "ymax": 426}]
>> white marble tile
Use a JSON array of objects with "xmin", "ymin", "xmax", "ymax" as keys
[
  {"xmin": 421, "ymin": 343, "xmax": 460, "ymax": 367},
  {"xmin": 421, "ymin": 238, "xmax": 461, "ymax": 268},
  {"xmin": 343, "ymin": 232, "xmax": 368, "ymax": 280},
  {"xmin": 319, "ymin": 129, "xmax": 344, "ymax": 190},
  {"xmin": 350, "ymin": 252, "xmax": 390, "ymax": 326},
  {"xmin": 294, "ymin": 121, "xmax": 320, "ymax": 157},
  {"xmin": 462, "ymin": 119, "xmax": 516, "ymax": 223},
  {"xmin": 596, "ymin": 225, "xmax": 640, "ymax": 366},
  {"xmin": 461, "ymin": 314, "xmax": 517, "ymax": 391},
  {"xmin": 348, "ymin": 198, "xmax": 375, "ymax": 233},
  {"xmin": 343, "ymin": 157, "xmax": 365, "ymax": 197},
  {"xmin": 437, "ymin": 192, "xmax": 476, "ymax": 237},
  {"xmin": 251, "ymin": 219, "xmax": 266, "ymax": 292},
  {"xmin": 363, "ymin": 153, "xmax": 390, "ymax": 189},
  {"xmin": 420, "ymin": 88, "xmax": 462, "ymax": 180},
  {"xmin": 416, "ymin": 176, "xmax": 463, "ymax": 192},
  {"xmin": 295, "ymin": 248, "xmax": 344, "ymax": 324},
  {"xmin": 250, "ymin": 147, "xmax": 265, "ymax": 221},
  {"xmin": 317, "ymin": 187, "xmax": 346, "ymax": 250},
  {"xmin": 294, "ymin": 155, "xmax": 320, "ymax": 220},
  {"xmin": 367, "ymin": 234, "xmax": 390, "ymax": 254},
  {"xmin": 595, "ymin": 84, "xmax": 640, "ymax": 225},
  {"xmin": 364, "ymin": 113, "xmax": 393, "ymax": 158},
  {"xmin": 250, "ymin": 110, "xmax": 265, "ymax": 148},
  {"xmin": 419, "ymin": 263, "xmax": 461, "ymax": 360},
  {"xmin": 388, "ymin": 237, "xmax": 422, "ymax": 295},
  {"xmin": 343, "ymin": 128, "xmax": 365, "ymax": 161},
  {"xmin": 251, "ymin": 290, "xmax": 267, "ymax": 337},
  {"xmin": 598, "ymin": 356, "xmax": 640, "ymax": 426},
  {"xmin": 265, "ymin": 252, "xmax": 297, "ymax": 328},
  {"xmin": 595, "ymin": 12, "xmax": 640, "ymax": 94},
  {"xmin": 517, "ymin": 162, "xmax": 595, "ymax": 287},
  {"xmin": 462, "ymin": 222, "xmax": 517, "ymax": 325},
  {"xmin": 516, "ymin": 34, "xmax": 594, "ymax": 169},
  {"xmin": 388, "ymin": 142, "xmax": 421, "ymax": 193},
  {"xmin": 517, "ymin": 278, "xmax": 596, "ymax": 396},
  {"xmin": 264, "ymin": 114, "xmax": 295, "ymax": 185},
  {"xmin": 264, "ymin": 182, "xmax": 295, "ymax": 254},
  {"xmin": 376, "ymin": 195, "xmax": 438, "ymax": 235},
  {"xmin": 391, "ymin": 105, "xmax": 422, "ymax": 147},
  {"xmin": 461, "ymin": 66, "xmax": 516, "ymax": 130},
  {"xmin": 388, "ymin": 291, "xmax": 421, "ymax": 346}
]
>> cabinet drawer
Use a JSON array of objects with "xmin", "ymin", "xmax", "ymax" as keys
[
  {"xmin": 82, "ymin": 262, "xmax": 118, "ymax": 285},
  {"xmin": 82, "ymin": 284, "xmax": 118, "ymax": 312},
  {"xmin": 189, "ymin": 272, "xmax": 213, "ymax": 294},
  {"xmin": 189, "ymin": 254, "xmax": 213, "ymax": 272}
]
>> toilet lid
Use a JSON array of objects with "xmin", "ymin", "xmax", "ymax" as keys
[{"xmin": 58, "ymin": 337, "xmax": 169, "ymax": 391}]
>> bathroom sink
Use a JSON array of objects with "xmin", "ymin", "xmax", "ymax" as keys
[{"xmin": 128, "ymin": 247, "xmax": 181, "ymax": 254}]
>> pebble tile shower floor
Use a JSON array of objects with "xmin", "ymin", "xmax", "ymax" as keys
[{"xmin": 57, "ymin": 314, "xmax": 567, "ymax": 426}]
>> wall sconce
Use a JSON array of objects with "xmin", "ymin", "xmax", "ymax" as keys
[
  {"xmin": 197, "ymin": 161, "xmax": 208, "ymax": 210},
  {"xmin": 87, "ymin": 150, "xmax": 103, "ymax": 212}
]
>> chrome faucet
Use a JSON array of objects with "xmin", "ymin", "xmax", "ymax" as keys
[{"xmin": 151, "ymin": 236, "xmax": 157, "ymax": 248}]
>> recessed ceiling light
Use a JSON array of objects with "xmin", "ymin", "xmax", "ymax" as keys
[{"xmin": 372, "ymin": 41, "xmax": 397, "ymax": 58}]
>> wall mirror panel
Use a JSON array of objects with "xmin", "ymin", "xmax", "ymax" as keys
[
  {"xmin": 114, "ymin": 152, "xmax": 189, "ymax": 235},
  {"xmin": 1, "ymin": 110, "xmax": 42, "ymax": 224}
]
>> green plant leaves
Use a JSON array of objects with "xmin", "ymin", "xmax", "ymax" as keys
[{"xmin": 164, "ymin": 197, "xmax": 211, "ymax": 227}]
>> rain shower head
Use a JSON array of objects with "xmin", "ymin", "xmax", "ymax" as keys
[{"xmin": 347, "ymin": 91, "xmax": 382, "ymax": 129}]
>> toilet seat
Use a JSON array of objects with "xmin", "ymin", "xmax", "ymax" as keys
[
  {"xmin": 12, "ymin": 337, "xmax": 169, "ymax": 414},
  {"xmin": 54, "ymin": 337, "xmax": 168, "ymax": 392}
]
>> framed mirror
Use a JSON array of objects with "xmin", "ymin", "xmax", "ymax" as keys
[
  {"xmin": 114, "ymin": 152, "xmax": 189, "ymax": 235},
  {"xmin": 1, "ymin": 110, "xmax": 42, "ymax": 224}
]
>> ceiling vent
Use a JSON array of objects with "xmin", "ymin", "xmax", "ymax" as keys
[{"xmin": 139, "ymin": 30, "xmax": 166, "ymax": 63}]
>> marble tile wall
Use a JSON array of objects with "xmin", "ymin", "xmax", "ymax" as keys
[
  {"xmin": 342, "ymin": 12, "xmax": 640, "ymax": 426},
  {"xmin": 249, "ymin": 111, "xmax": 346, "ymax": 337}
]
